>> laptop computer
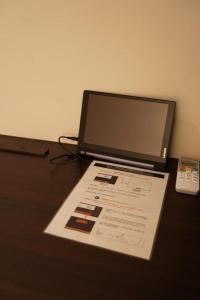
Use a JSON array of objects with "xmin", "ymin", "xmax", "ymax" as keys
[
  {"xmin": 77, "ymin": 90, "xmax": 175, "ymax": 171},
  {"xmin": 45, "ymin": 90, "xmax": 176, "ymax": 260}
]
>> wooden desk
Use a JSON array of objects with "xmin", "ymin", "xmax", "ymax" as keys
[{"xmin": 0, "ymin": 136, "xmax": 200, "ymax": 299}]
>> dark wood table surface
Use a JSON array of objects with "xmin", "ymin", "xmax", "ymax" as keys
[{"xmin": 0, "ymin": 135, "xmax": 200, "ymax": 300}]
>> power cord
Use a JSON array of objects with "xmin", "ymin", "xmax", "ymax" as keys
[{"xmin": 50, "ymin": 136, "xmax": 80, "ymax": 164}]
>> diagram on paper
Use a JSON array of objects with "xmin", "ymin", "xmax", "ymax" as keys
[
  {"xmin": 94, "ymin": 228, "xmax": 144, "ymax": 248},
  {"xmin": 119, "ymin": 176, "xmax": 152, "ymax": 193}
]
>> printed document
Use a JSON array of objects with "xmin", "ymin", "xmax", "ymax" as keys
[{"xmin": 45, "ymin": 161, "xmax": 169, "ymax": 259}]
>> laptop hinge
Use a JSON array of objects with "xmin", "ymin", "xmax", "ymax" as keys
[{"xmin": 80, "ymin": 151, "xmax": 154, "ymax": 170}]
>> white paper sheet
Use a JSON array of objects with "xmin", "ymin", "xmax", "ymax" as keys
[{"xmin": 45, "ymin": 160, "xmax": 169, "ymax": 260}]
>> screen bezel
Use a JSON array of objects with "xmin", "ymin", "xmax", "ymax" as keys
[{"xmin": 78, "ymin": 90, "xmax": 175, "ymax": 170}]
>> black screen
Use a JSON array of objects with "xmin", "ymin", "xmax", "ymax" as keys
[{"xmin": 83, "ymin": 94, "xmax": 168, "ymax": 157}]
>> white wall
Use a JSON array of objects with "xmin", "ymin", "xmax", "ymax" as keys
[{"xmin": 0, "ymin": 0, "xmax": 199, "ymax": 159}]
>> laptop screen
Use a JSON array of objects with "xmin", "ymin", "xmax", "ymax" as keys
[{"xmin": 78, "ymin": 91, "xmax": 175, "ymax": 170}]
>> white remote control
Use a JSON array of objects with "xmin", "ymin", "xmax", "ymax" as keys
[{"xmin": 175, "ymin": 158, "xmax": 199, "ymax": 195}]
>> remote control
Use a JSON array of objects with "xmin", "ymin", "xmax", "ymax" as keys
[{"xmin": 175, "ymin": 158, "xmax": 199, "ymax": 195}]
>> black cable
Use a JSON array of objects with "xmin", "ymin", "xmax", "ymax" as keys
[
  {"xmin": 50, "ymin": 136, "xmax": 80, "ymax": 164},
  {"xmin": 65, "ymin": 136, "xmax": 79, "ymax": 141},
  {"xmin": 58, "ymin": 136, "xmax": 78, "ymax": 155}
]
